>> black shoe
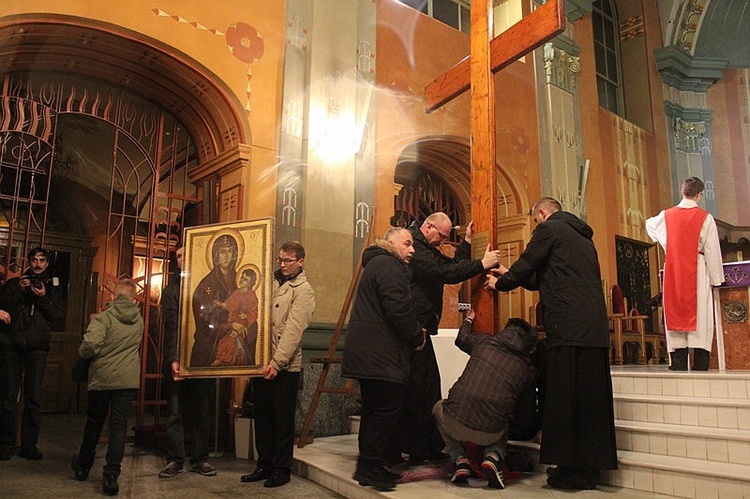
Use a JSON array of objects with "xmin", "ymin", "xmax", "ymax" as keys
[
  {"xmin": 353, "ymin": 466, "xmax": 396, "ymax": 491},
  {"xmin": 263, "ymin": 469, "xmax": 290, "ymax": 488},
  {"xmin": 71, "ymin": 458, "xmax": 90, "ymax": 481},
  {"xmin": 240, "ymin": 466, "xmax": 272, "ymax": 482},
  {"xmin": 547, "ymin": 470, "xmax": 598, "ymax": 490},
  {"xmin": 546, "ymin": 465, "xmax": 573, "ymax": 478},
  {"xmin": 102, "ymin": 473, "xmax": 119, "ymax": 496},
  {"xmin": 18, "ymin": 446, "xmax": 42, "ymax": 460},
  {"xmin": 481, "ymin": 453, "xmax": 505, "ymax": 489},
  {"xmin": 0, "ymin": 446, "xmax": 12, "ymax": 461}
]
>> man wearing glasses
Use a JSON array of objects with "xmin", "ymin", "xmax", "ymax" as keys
[
  {"xmin": 387, "ymin": 212, "xmax": 502, "ymax": 465},
  {"xmin": 241, "ymin": 241, "xmax": 315, "ymax": 488}
]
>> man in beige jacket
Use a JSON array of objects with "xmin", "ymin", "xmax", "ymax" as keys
[{"xmin": 240, "ymin": 241, "xmax": 315, "ymax": 488}]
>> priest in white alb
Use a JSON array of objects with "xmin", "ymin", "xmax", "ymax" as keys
[{"xmin": 645, "ymin": 177, "xmax": 724, "ymax": 370}]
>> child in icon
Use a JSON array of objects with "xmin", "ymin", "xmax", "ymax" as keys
[{"xmin": 211, "ymin": 268, "xmax": 259, "ymax": 366}]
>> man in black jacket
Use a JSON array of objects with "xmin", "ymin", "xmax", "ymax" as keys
[
  {"xmin": 485, "ymin": 197, "xmax": 617, "ymax": 490},
  {"xmin": 0, "ymin": 247, "xmax": 65, "ymax": 461},
  {"xmin": 158, "ymin": 245, "xmax": 216, "ymax": 479},
  {"xmin": 388, "ymin": 212, "xmax": 501, "ymax": 464},
  {"xmin": 343, "ymin": 227, "xmax": 425, "ymax": 491}
]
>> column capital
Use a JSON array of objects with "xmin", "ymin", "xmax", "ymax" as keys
[{"xmin": 655, "ymin": 45, "xmax": 726, "ymax": 92}]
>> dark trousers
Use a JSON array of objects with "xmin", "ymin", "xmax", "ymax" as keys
[
  {"xmin": 386, "ymin": 337, "xmax": 444, "ymax": 461},
  {"xmin": 163, "ymin": 364, "xmax": 211, "ymax": 465},
  {"xmin": 0, "ymin": 349, "xmax": 47, "ymax": 448},
  {"xmin": 252, "ymin": 371, "xmax": 299, "ymax": 474},
  {"xmin": 357, "ymin": 379, "xmax": 406, "ymax": 468},
  {"xmin": 78, "ymin": 389, "xmax": 136, "ymax": 476}
]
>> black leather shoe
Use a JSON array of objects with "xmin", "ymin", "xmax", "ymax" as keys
[
  {"xmin": 353, "ymin": 466, "xmax": 396, "ymax": 491},
  {"xmin": 18, "ymin": 446, "xmax": 42, "ymax": 460},
  {"xmin": 240, "ymin": 467, "xmax": 272, "ymax": 483},
  {"xmin": 71, "ymin": 458, "xmax": 90, "ymax": 481},
  {"xmin": 263, "ymin": 469, "xmax": 290, "ymax": 488},
  {"xmin": 102, "ymin": 473, "xmax": 119, "ymax": 496}
]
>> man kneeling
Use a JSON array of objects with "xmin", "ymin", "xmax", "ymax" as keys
[{"xmin": 433, "ymin": 311, "xmax": 537, "ymax": 489}]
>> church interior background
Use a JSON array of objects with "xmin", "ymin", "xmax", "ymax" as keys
[{"xmin": 1, "ymin": 0, "xmax": 750, "ymax": 464}]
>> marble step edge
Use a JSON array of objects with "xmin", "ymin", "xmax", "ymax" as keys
[
  {"xmin": 615, "ymin": 418, "xmax": 750, "ymax": 441},
  {"xmin": 614, "ymin": 393, "xmax": 750, "ymax": 407},
  {"xmin": 610, "ymin": 369, "xmax": 750, "ymax": 380},
  {"xmin": 616, "ymin": 449, "xmax": 750, "ymax": 483}
]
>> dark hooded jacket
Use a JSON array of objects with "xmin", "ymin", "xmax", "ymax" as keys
[
  {"xmin": 493, "ymin": 211, "xmax": 609, "ymax": 349},
  {"xmin": 342, "ymin": 240, "xmax": 424, "ymax": 385},
  {"xmin": 0, "ymin": 270, "xmax": 65, "ymax": 351},
  {"xmin": 407, "ymin": 221, "xmax": 483, "ymax": 334},
  {"xmin": 443, "ymin": 318, "xmax": 537, "ymax": 433}
]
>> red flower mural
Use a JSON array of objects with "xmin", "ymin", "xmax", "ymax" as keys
[{"xmin": 226, "ymin": 22, "xmax": 264, "ymax": 64}]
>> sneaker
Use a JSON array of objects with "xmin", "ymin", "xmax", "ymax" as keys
[
  {"xmin": 191, "ymin": 461, "xmax": 217, "ymax": 477},
  {"xmin": 481, "ymin": 453, "xmax": 505, "ymax": 489},
  {"xmin": 158, "ymin": 461, "xmax": 184, "ymax": 478},
  {"xmin": 18, "ymin": 446, "xmax": 42, "ymax": 460},
  {"xmin": 71, "ymin": 457, "xmax": 90, "ymax": 481},
  {"xmin": 450, "ymin": 456, "xmax": 472, "ymax": 484}
]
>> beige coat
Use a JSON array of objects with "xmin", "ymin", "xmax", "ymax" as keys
[{"xmin": 269, "ymin": 270, "xmax": 315, "ymax": 372}]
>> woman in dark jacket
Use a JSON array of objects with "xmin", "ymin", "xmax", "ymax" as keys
[{"xmin": 343, "ymin": 228, "xmax": 424, "ymax": 491}]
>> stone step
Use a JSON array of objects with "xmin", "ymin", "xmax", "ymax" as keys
[
  {"xmin": 613, "ymin": 394, "xmax": 750, "ymax": 431},
  {"xmin": 615, "ymin": 419, "xmax": 750, "ymax": 467}
]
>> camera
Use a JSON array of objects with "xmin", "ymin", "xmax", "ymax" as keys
[{"xmin": 21, "ymin": 275, "xmax": 45, "ymax": 289}]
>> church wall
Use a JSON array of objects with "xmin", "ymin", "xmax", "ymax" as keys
[
  {"xmin": 707, "ymin": 68, "xmax": 750, "ymax": 226},
  {"xmin": 571, "ymin": 12, "xmax": 617, "ymax": 280},
  {"xmin": 374, "ymin": 0, "xmax": 472, "ymax": 232}
]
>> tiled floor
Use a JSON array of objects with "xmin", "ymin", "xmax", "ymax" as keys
[{"xmin": 0, "ymin": 412, "xmax": 679, "ymax": 498}]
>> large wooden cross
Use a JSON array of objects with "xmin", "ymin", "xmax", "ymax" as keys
[{"xmin": 424, "ymin": 0, "xmax": 565, "ymax": 333}]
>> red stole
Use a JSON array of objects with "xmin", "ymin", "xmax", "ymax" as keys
[{"xmin": 663, "ymin": 206, "xmax": 708, "ymax": 331}]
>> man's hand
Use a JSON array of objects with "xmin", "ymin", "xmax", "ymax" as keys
[
  {"xmin": 263, "ymin": 364, "xmax": 279, "ymax": 380},
  {"xmin": 465, "ymin": 220, "xmax": 475, "ymax": 244},
  {"xmin": 415, "ymin": 329, "xmax": 427, "ymax": 351},
  {"xmin": 30, "ymin": 282, "xmax": 46, "ymax": 297},
  {"xmin": 481, "ymin": 244, "xmax": 502, "ymax": 270},
  {"xmin": 465, "ymin": 309, "xmax": 475, "ymax": 322},
  {"xmin": 484, "ymin": 266, "xmax": 507, "ymax": 291},
  {"xmin": 0, "ymin": 309, "xmax": 10, "ymax": 324},
  {"xmin": 171, "ymin": 361, "xmax": 184, "ymax": 382}
]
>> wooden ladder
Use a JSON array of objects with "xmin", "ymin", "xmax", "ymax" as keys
[{"xmin": 297, "ymin": 212, "xmax": 376, "ymax": 448}]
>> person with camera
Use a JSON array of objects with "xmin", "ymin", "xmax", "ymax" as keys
[{"xmin": 0, "ymin": 247, "xmax": 65, "ymax": 461}]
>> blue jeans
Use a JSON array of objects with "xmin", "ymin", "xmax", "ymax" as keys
[
  {"xmin": 78, "ymin": 389, "xmax": 136, "ymax": 476},
  {"xmin": 163, "ymin": 363, "xmax": 211, "ymax": 465},
  {"xmin": 0, "ymin": 349, "xmax": 47, "ymax": 448}
]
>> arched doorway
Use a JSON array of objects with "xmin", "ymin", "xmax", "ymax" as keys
[
  {"xmin": 0, "ymin": 17, "xmax": 250, "ymax": 439},
  {"xmin": 392, "ymin": 136, "xmax": 531, "ymax": 327}
]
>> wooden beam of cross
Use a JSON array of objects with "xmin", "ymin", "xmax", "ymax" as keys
[
  {"xmin": 424, "ymin": 0, "xmax": 565, "ymax": 334},
  {"xmin": 424, "ymin": 0, "xmax": 566, "ymax": 113}
]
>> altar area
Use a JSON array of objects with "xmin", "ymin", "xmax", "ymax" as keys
[{"xmin": 714, "ymin": 261, "xmax": 750, "ymax": 371}]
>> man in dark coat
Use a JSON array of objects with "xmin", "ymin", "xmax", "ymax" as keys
[
  {"xmin": 485, "ymin": 197, "xmax": 617, "ymax": 490},
  {"xmin": 388, "ymin": 212, "xmax": 501, "ymax": 464},
  {"xmin": 343, "ymin": 227, "xmax": 425, "ymax": 492},
  {"xmin": 433, "ymin": 311, "xmax": 537, "ymax": 489},
  {"xmin": 159, "ymin": 246, "xmax": 216, "ymax": 479},
  {"xmin": 0, "ymin": 247, "xmax": 65, "ymax": 461}
]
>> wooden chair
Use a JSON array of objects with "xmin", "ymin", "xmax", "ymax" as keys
[{"xmin": 609, "ymin": 285, "xmax": 648, "ymax": 365}]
